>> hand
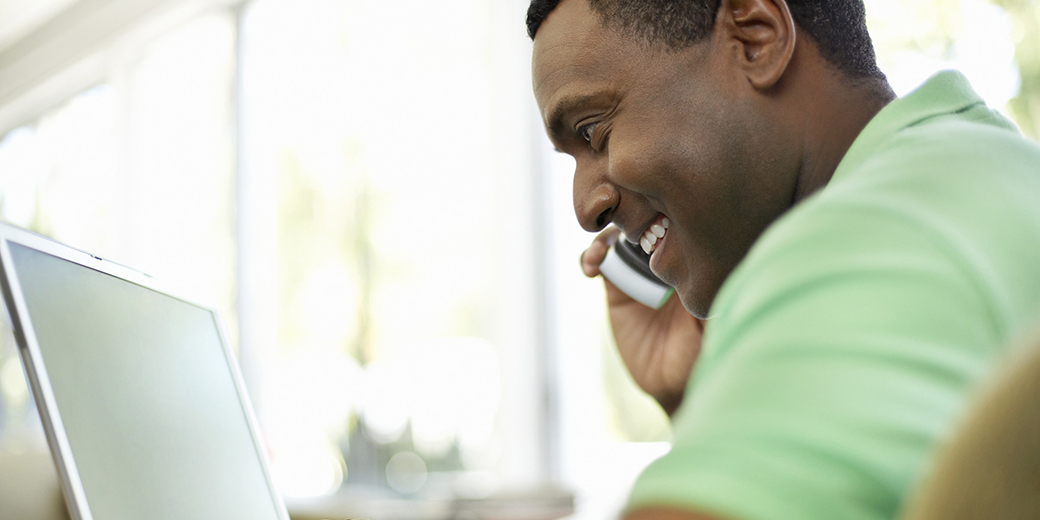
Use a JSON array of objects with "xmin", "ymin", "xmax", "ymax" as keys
[{"xmin": 582, "ymin": 227, "xmax": 705, "ymax": 416}]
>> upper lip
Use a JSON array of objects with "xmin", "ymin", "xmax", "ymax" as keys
[{"xmin": 620, "ymin": 214, "xmax": 664, "ymax": 245}]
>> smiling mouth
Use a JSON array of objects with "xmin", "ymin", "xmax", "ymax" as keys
[{"xmin": 638, "ymin": 216, "xmax": 671, "ymax": 255}]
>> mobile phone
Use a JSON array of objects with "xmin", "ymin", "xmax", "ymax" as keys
[{"xmin": 598, "ymin": 237, "xmax": 675, "ymax": 309}]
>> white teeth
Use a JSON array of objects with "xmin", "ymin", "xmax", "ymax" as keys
[
  {"xmin": 638, "ymin": 218, "xmax": 670, "ymax": 255},
  {"xmin": 636, "ymin": 216, "xmax": 669, "ymax": 254}
]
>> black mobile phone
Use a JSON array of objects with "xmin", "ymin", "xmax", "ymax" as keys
[{"xmin": 598, "ymin": 237, "xmax": 674, "ymax": 308}]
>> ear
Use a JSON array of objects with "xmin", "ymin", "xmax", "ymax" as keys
[{"xmin": 716, "ymin": 0, "xmax": 796, "ymax": 90}]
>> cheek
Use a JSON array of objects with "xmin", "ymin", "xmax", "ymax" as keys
[
  {"xmin": 658, "ymin": 135, "xmax": 729, "ymax": 224},
  {"xmin": 669, "ymin": 116, "xmax": 750, "ymax": 223},
  {"xmin": 605, "ymin": 125, "xmax": 657, "ymax": 190},
  {"xmin": 606, "ymin": 129, "xmax": 704, "ymax": 199}
]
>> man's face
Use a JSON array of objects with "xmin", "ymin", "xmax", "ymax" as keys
[{"xmin": 532, "ymin": 0, "xmax": 798, "ymax": 317}]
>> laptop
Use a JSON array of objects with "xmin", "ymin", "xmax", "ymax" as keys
[{"xmin": 0, "ymin": 223, "xmax": 290, "ymax": 520}]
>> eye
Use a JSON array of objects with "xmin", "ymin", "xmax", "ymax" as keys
[{"xmin": 579, "ymin": 122, "xmax": 598, "ymax": 143}]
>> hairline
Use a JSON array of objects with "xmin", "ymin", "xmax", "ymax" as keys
[{"xmin": 528, "ymin": 0, "xmax": 885, "ymax": 80}]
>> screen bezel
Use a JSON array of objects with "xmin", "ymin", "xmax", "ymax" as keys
[{"xmin": 0, "ymin": 223, "xmax": 289, "ymax": 520}]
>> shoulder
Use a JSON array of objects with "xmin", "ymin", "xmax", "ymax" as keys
[
  {"xmin": 721, "ymin": 115, "xmax": 1040, "ymax": 347},
  {"xmin": 866, "ymin": 109, "xmax": 1040, "ymax": 187}
]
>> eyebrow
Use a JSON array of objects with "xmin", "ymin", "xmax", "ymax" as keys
[{"xmin": 546, "ymin": 91, "xmax": 611, "ymax": 146}]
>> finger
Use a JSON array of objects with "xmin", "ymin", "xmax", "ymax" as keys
[{"xmin": 581, "ymin": 226, "xmax": 621, "ymax": 277}]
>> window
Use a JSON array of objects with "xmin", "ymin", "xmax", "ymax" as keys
[
  {"xmin": 0, "ymin": 0, "xmax": 552, "ymax": 506},
  {"xmin": 238, "ymin": 0, "xmax": 524, "ymax": 496},
  {"xmin": 0, "ymin": 8, "xmax": 238, "ymax": 458}
]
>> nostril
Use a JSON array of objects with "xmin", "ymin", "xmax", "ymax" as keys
[{"xmin": 574, "ymin": 182, "xmax": 619, "ymax": 232}]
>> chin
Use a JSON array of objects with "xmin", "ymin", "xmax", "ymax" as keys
[{"xmin": 676, "ymin": 287, "xmax": 711, "ymax": 319}]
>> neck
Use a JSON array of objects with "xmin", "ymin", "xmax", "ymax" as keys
[{"xmin": 791, "ymin": 69, "xmax": 895, "ymax": 203}]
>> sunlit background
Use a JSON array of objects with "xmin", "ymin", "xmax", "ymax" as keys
[{"xmin": 0, "ymin": 0, "xmax": 1037, "ymax": 519}]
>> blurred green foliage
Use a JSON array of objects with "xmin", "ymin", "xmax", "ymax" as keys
[{"xmin": 997, "ymin": 0, "xmax": 1040, "ymax": 139}]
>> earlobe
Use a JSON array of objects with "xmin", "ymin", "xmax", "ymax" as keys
[{"xmin": 719, "ymin": 0, "xmax": 795, "ymax": 90}]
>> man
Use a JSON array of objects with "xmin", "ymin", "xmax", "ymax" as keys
[{"xmin": 527, "ymin": 1, "xmax": 1040, "ymax": 519}]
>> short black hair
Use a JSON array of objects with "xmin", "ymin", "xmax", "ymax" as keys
[{"xmin": 526, "ymin": 0, "xmax": 884, "ymax": 79}]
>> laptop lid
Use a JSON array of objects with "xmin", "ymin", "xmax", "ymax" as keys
[{"xmin": 0, "ymin": 223, "xmax": 289, "ymax": 520}]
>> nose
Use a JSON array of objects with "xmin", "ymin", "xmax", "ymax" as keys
[{"xmin": 573, "ymin": 160, "xmax": 619, "ymax": 232}]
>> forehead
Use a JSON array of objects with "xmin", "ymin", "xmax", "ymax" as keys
[{"xmin": 531, "ymin": 0, "xmax": 641, "ymax": 116}]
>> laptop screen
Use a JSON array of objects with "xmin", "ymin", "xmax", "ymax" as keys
[{"xmin": 9, "ymin": 242, "xmax": 282, "ymax": 519}]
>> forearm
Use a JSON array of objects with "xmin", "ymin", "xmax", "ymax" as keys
[{"xmin": 626, "ymin": 507, "xmax": 727, "ymax": 520}]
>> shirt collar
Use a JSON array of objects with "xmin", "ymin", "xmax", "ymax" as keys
[{"xmin": 830, "ymin": 70, "xmax": 985, "ymax": 184}]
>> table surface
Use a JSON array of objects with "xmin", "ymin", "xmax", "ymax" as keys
[{"xmin": 0, "ymin": 452, "xmax": 573, "ymax": 520}]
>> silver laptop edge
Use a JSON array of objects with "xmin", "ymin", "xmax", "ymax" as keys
[{"xmin": 0, "ymin": 223, "xmax": 290, "ymax": 520}]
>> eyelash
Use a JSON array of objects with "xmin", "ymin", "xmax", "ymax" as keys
[{"xmin": 578, "ymin": 122, "xmax": 598, "ymax": 144}]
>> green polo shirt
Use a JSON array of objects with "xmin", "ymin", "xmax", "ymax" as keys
[{"xmin": 626, "ymin": 71, "xmax": 1040, "ymax": 520}]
